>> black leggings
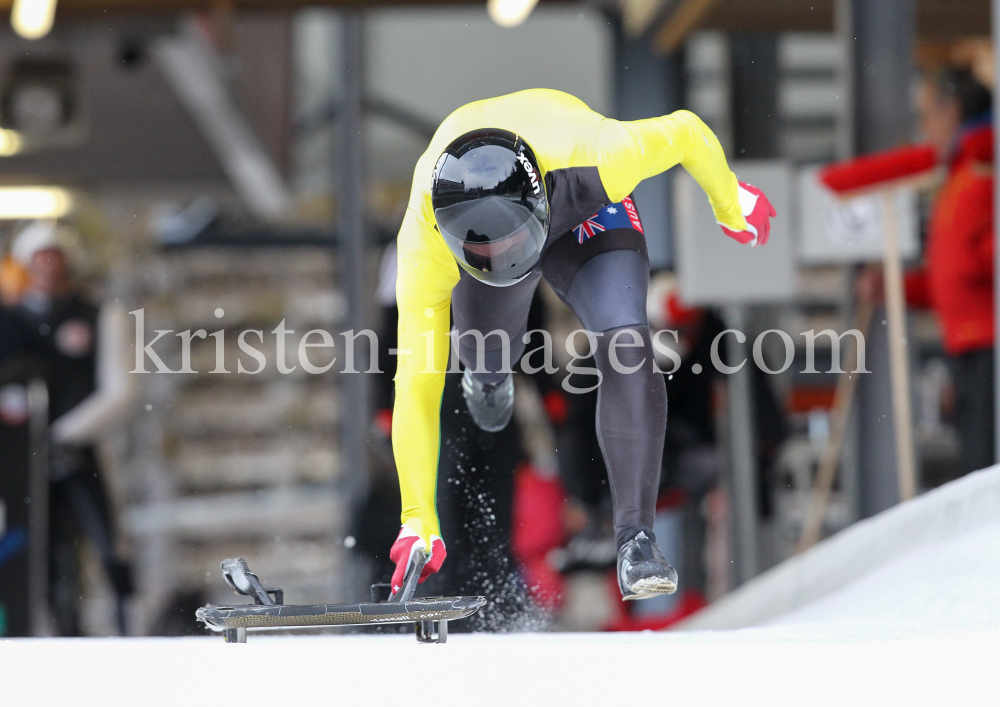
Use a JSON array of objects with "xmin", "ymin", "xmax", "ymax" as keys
[{"xmin": 452, "ymin": 247, "xmax": 667, "ymax": 549}]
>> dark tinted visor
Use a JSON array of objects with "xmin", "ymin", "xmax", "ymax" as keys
[{"xmin": 437, "ymin": 197, "xmax": 545, "ymax": 286}]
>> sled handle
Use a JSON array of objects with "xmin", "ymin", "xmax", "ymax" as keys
[{"xmin": 388, "ymin": 549, "xmax": 427, "ymax": 603}]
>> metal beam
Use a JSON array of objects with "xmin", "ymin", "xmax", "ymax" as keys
[
  {"xmin": 729, "ymin": 34, "xmax": 779, "ymax": 159},
  {"xmin": 27, "ymin": 381, "xmax": 49, "ymax": 636},
  {"xmin": 724, "ymin": 306, "xmax": 759, "ymax": 584},
  {"xmin": 297, "ymin": 96, "xmax": 438, "ymax": 141},
  {"xmin": 615, "ymin": 20, "xmax": 682, "ymax": 268},
  {"xmin": 338, "ymin": 9, "xmax": 370, "ymax": 511},
  {"xmin": 152, "ymin": 21, "xmax": 292, "ymax": 221},
  {"xmin": 848, "ymin": 0, "xmax": 916, "ymax": 154},
  {"xmin": 844, "ymin": 0, "xmax": 918, "ymax": 517}
]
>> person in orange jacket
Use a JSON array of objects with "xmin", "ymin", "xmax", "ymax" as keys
[{"xmin": 905, "ymin": 67, "xmax": 994, "ymax": 474}]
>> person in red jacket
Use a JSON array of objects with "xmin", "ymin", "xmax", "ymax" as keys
[{"xmin": 906, "ymin": 67, "xmax": 994, "ymax": 474}]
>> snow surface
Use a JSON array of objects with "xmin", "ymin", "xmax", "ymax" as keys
[
  {"xmin": 4, "ymin": 522, "xmax": 1000, "ymax": 706},
  {"xmin": 765, "ymin": 519, "xmax": 1000, "ymax": 641}
]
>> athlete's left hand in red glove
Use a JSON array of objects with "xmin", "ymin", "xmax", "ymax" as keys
[{"xmin": 718, "ymin": 182, "xmax": 776, "ymax": 247}]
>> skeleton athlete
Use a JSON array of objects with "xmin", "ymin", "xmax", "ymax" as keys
[{"xmin": 388, "ymin": 89, "xmax": 775, "ymax": 600}]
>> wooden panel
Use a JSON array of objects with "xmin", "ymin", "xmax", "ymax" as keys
[
  {"xmin": 701, "ymin": 0, "xmax": 834, "ymax": 34},
  {"xmin": 652, "ymin": 0, "xmax": 987, "ymax": 54},
  {"xmin": 697, "ymin": 0, "xmax": 988, "ymax": 37},
  {"xmin": 0, "ymin": 0, "xmax": 984, "ymax": 39},
  {"xmin": 918, "ymin": 0, "xmax": 990, "ymax": 39},
  {"xmin": 653, "ymin": 0, "xmax": 719, "ymax": 53}
]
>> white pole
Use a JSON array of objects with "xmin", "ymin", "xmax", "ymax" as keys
[{"xmin": 881, "ymin": 192, "xmax": 917, "ymax": 500}]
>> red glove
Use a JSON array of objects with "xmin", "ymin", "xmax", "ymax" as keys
[
  {"xmin": 389, "ymin": 524, "xmax": 446, "ymax": 596},
  {"xmin": 719, "ymin": 182, "xmax": 776, "ymax": 247}
]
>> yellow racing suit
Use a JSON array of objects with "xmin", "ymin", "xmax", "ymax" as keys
[{"xmin": 392, "ymin": 89, "xmax": 747, "ymax": 548}]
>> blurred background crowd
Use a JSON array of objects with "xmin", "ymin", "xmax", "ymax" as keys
[{"xmin": 0, "ymin": 0, "xmax": 994, "ymax": 637}]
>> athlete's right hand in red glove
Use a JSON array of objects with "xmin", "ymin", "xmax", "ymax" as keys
[
  {"xmin": 718, "ymin": 181, "xmax": 776, "ymax": 247},
  {"xmin": 389, "ymin": 519, "xmax": 446, "ymax": 597}
]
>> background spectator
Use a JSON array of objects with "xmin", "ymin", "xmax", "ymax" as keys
[
  {"xmin": 7, "ymin": 222, "xmax": 134, "ymax": 635},
  {"xmin": 904, "ymin": 68, "xmax": 994, "ymax": 476}
]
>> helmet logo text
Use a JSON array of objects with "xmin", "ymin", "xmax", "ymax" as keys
[{"xmin": 516, "ymin": 149, "xmax": 541, "ymax": 196}]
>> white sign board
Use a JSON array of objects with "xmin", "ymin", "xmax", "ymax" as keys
[
  {"xmin": 797, "ymin": 166, "xmax": 920, "ymax": 264},
  {"xmin": 674, "ymin": 161, "xmax": 796, "ymax": 305}
]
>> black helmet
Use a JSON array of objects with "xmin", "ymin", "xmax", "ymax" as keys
[{"xmin": 431, "ymin": 128, "xmax": 548, "ymax": 287}]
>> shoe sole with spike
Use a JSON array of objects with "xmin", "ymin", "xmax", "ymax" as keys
[{"xmin": 621, "ymin": 576, "xmax": 678, "ymax": 600}]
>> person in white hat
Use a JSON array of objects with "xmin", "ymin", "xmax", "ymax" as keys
[{"xmin": 8, "ymin": 220, "xmax": 135, "ymax": 636}]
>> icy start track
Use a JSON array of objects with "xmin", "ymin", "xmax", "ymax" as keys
[
  {"xmin": 2, "ymin": 629, "xmax": 997, "ymax": 706},
  {"xmin": 4, "ymin": 524, "xmax": 999, "ymax": 707},
  {"xmin": 5, "ymin": 475, "xmax": 1000, "ymax": 706}
]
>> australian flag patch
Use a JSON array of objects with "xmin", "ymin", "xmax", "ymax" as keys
[{"xmin": 573, "ymin": 195, "xmax": 644, "ymax": 244}]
